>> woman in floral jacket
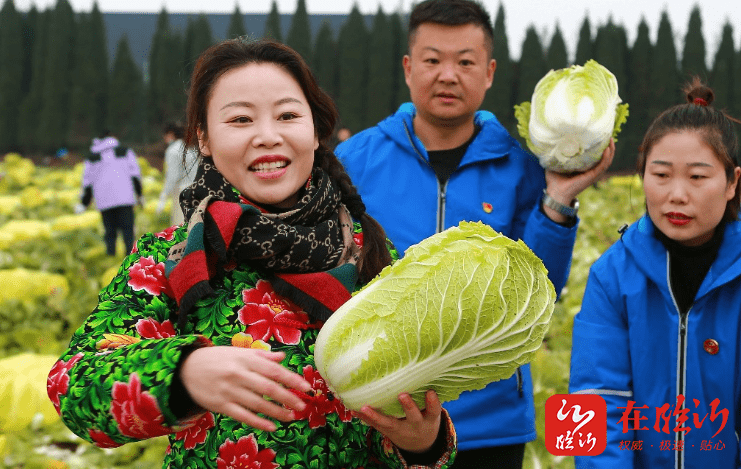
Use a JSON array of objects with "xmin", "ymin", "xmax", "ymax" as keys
[{"xmin": 48, "ymin": 39, "xmax": 456, "ymax": 469}]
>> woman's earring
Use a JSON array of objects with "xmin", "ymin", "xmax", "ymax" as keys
[{"xmin": 305, "ymin": 174, "xmax": 312, "ymax": 189}]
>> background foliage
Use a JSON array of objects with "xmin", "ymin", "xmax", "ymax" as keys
[{"xmin": 1, "ymin": 0, "xmax": 741, "ymax": 170}]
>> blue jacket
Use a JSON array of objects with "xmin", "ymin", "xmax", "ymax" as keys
[
  {"xmin": 337, "ymin": 103, "xmax": 579, "ymax": 450},
  {"xmin": 570, "ymin": 215, "xmax": 741, "ymax": 468}
]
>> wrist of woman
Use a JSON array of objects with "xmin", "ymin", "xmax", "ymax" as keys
[
  {"xmin": 396, "ymin": 417, "xmax": 447, "ymax": 465},
  {"xmin": 169, "ymin": 345, "xmax": 205, "ymax": 419}
]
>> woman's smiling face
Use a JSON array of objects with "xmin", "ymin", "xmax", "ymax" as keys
[
  {"xmin": 643, "ymin": 130, "xmax": 740, "ymax": 246},
  {"xmin": 199, "ymin": 62, "xmax": 318, "ymax": 208}
]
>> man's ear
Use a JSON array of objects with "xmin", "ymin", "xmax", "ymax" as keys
[
  {"xmin": 197, "ymin": 128, "xmax": 211, "ymax": 157},
  {"xmin": 403, "ymin": 55, "xmax": 412, "ymax": 87},
  {"xmin": 486, "ymin": 59, "xmax": 497, "ymax": 90}
]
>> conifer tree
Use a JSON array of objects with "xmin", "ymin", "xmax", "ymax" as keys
[
  {"xmin": 650, "ymin": 11, "xmax": 679, "ymax": 118},
  {"xmin": 515, "ymin": 26, "xmax": 546, "ymax": 107},
  {"xmin": 574, "ymin": 16, "xmax": 592, "ymax": 65},
  {"xmin": 594, "ymin": 20, "xmax": 629, "ymax": 169},
  {"xmin": 286, "ymin": 0, "xmax": 311, "ymax": 64},
  {"xmin": 312, "ymin": 20, "xmax": 338, "ymax": 99},
  {"xmin": 365, "ymin": 6, "xmax": 394, "ymax": 125},
  {"xmin": 735, "ymin": 49, "xmax": 741, "ymax": 116},
  {"xmin": 0, "ymin": 0, "xmax": 24, "ymax": 151},
  {"xmin": 227, "ymin": 4, "xmax": 247, "ymax": 39},
  {"xmin": 37, "ymin": 0, "xmax": 76, "ymax": 152},
  {"xmin": 337, "ymin": 5, "xmax": 369, "ymax": 132},
  {"xmin": 68, "ymin": 2, "xmax": 108, "ymax": 149},
  {"xmin": 593, "ymin": 19, "xmax": 628, "ymax": 92},
  {"xmin": 263, "ymin": 1, "xmax": 282, "ymax": 42},
  {"xmin": 148, "ymin": 8, "xmax": 186, "ymax": 138},
  {"xmin": 21, "ymin": 5, "xmax": 38, "ymax": 97},
  {"xmin": 388, "ymin": 12, "xmax": 408, "ymax": 107},
  {"xmin": 546, "ymin": 24, "xmax": 568, "ymax": 70},
  {"xmin": 481, "ymin": 3, "xmax": 513, "ymax": 130},
  {"xmin": 183, "ymin": 14, "xmax": 213, "ymax": 78},
  {"xmin": 710, "ymin": 23, "xmax": 735, "ymax": 113},
  {"xmin": 682, "ymin": 6, "xmax": 707, "ymax": 81},
  {"xmin": 18, "ymin": 8, "xmax": 49, "ymax": 151},
  {"xmin": 623, "ymin": 18, "xmax": 653, "ymax": 171},
  {"xmin": 108, "ymin": 35, "xmax": 143, "ymax": 143}
]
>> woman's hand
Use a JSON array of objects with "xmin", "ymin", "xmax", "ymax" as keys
[
  {"xmin": 179, "ymin": 346, "xmax": 312, "ymax": 432},
  {"xmin": 353, "ymin": 390, "xmax": 443, "ymax": 454},
  {"xmin": 543, "ymin": 138, "xmax": 616, "ymax": 223}
]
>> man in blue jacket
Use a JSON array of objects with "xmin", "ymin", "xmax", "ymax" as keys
[{"xmin": 336, "ymin": 0, "xmax": 614, "ymax": 466}]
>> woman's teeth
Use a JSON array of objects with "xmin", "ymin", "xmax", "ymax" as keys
[{"xmin": 251, "ymin": 161, "xmax": 287, "ymax": 172}]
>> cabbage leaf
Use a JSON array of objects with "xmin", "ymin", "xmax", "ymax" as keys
[{"xmin": 314, "ymin": 221, "xmax": 556, "ymax": 417}]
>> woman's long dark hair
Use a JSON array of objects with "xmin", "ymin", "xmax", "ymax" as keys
[{"xmin": 185, "ymin": 38, "xmax": 392, "ymax": 282}]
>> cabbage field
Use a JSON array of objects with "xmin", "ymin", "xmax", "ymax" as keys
[{"xmin": 0, "ymin": 152, "xmax": 647, "ymax": 468}]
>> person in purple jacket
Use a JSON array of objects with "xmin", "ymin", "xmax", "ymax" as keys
[{"xmin": 76, "ymin": 131, "xmax": 143, "ymax": 256}]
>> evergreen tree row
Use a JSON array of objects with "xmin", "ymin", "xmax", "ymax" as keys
[{"xmin": 1, "ymin": 0, "xmax": 740, "ymax": 172}]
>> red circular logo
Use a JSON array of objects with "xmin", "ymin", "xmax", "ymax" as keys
[{"xmin": 703, "ymin": 339, "xmax": 719, "ymax": 355}]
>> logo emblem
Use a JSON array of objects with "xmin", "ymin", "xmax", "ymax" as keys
[{"xmin": 545, "ymin": 394, "xmax": 607, "ymax": 456}]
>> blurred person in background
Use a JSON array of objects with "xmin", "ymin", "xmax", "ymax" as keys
[
  {"xmin": 157, "ymin": 122, "xmax": 198, "ymax": 225},
  {"xmin": 76, "ymin": 130, "xmax": 142, "ymax": 256}
]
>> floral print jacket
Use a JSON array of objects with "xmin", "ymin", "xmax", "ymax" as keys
[{"xmin": 48, "ymin": 224, "xmax": 457, "ymax": 469}]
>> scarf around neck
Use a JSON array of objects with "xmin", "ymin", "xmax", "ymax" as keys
[{"xmin": 166, "ymin": 159, "xmax": 359, "ymax": 329}]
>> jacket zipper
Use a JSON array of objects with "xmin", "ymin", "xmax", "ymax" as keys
[
  {"xmin": 516, "ymin": 368, "xmax": 524, "ymax": 397},
  {"xmin": 402, "ymin": 121, "xmax": 448, "ymax": 234},
  {"xmin": 437, "ymin": 180, "xmax": 448, "ymax": 234},
  {"xmin": 667, "ymin": 255, "xmax": 688, "ymax": 469}
]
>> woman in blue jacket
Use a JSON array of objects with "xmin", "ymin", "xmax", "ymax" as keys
[{"xmin": 569, "ymin": 79, "xmax": 741, "ymax": 469}]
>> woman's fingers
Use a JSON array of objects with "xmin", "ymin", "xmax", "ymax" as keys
[
  {"xmin": 221, "ymin": 402, "xmax": 281, "ymax": 432},
  {"xmin": 248, "ymin": 352, "xmax": 313, "ymax": 395},
  {"xmin": 179, "ymin": 346, "xmax": 314, "ymax": 431}
]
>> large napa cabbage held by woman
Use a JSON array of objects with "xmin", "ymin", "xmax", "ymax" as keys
[{"xmin": 315, "ymin": 221, "xmax": 556, "ymax": 417}]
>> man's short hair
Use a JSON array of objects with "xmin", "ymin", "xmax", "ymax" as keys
[{"xmin": 408, "ymin": 0, "xmax": 494, "ymax": 57}]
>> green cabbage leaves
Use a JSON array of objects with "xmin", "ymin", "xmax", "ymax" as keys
[
  {"xmin": 514, "ymin": 60, "xmax": 629, "ymax": 173},
  {"xmin": 314, "ymin": 222, "xmax": 556, "ymax": 417}
]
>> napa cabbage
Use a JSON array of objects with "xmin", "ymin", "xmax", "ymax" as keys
[
  {"xmin": 514, "ymin": 60, "xmax": 629, "ymax": 173},
  {"xmin": 314, "ymin": 221, "xmax": 555, "ymax": 417}
]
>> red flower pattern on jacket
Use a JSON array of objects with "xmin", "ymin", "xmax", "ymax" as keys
[
  {"xmin": 127, "ymin": 256, "xmax": 174, "ymax": 297},
  {"xmin": 175, "ymin": 412, "xmax": 216, "ymax": 449},
  {"xmin": 88, "ymin": 428, "xmax": 123, "ymax": 448},
  {"xmin": 238, "ymin": 280, "xmax": 310, "ymax": 345},
  {"xmin": 110, "ymin": 372, "xmax": 171, "ymax": 438},
  {"xmin": 136, "ymin": 318, "xmax": 177, "ymax": 339},
  {"xmin": 217, "ymin": 434, "xmax": 278, "ymax": 469},
  {"xmin": 291, "ymin": 365, "xmax": 352, "ymax": 429},
  {"xmin": 47, "ymin": 353, "xmax": 83, "ymax": 414},
  {"xmin": 155, "ymin": 225, "xmax": 178, "ymax": 241}
]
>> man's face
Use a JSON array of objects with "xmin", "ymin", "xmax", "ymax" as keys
[{"xmin": 404, "ymin": 23, "xmax": 495, "ymax": 127}]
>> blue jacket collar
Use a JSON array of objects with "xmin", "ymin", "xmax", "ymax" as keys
[
  {"xmin": 624, "ymin": 214, "xmax": 741, "ymax": 297},
  {"xmin": 376, "ymin": 103, "xmax": 519, "ymax": 166}
]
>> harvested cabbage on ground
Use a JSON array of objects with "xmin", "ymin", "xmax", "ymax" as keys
[
  {"xmin": 514, "ymin": 59, "xmax": 629, "ymax": 173},
  {"xmin": 314, "ymin": 221, "xmax": 556, "ymax": 417}
]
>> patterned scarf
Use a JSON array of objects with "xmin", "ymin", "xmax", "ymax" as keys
[{"xmin": 166, "ymin": 159, "xmax": 359, "ymax": 329}]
